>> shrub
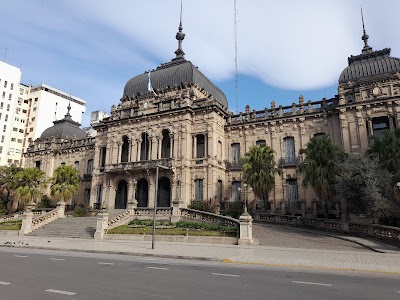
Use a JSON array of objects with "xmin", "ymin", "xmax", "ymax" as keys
[
  {"xmin": 37, "ymin": 195, "xmax": 53, "ymax": 208},
  {"xmin": 73, "ymin": 207, "xmax": 87, "ymax": 217}
]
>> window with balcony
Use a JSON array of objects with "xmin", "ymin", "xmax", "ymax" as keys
[
  {"xmin": 87, "ymin": 159, "xmax": 94, "ymax": 175},
  {"xmin": 282, "ymin": 136, "xmax": 296, "ymax": 166},
  {"xmin": 230, "ymin": 143, "xmax": 241, "ymax": 169}
]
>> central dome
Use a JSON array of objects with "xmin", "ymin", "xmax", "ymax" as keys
[{"xmin": 123, "ymin": 59, "xmax": 228, "ymax": 108}]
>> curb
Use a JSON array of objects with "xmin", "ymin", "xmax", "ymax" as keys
[{"xmin": 0, "ymin": 244, "xmax": 220, "ymax": 262}]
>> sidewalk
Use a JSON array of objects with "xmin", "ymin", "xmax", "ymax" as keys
[{"xmin": 0, "ymin": 235, "xmax": 399, "ymax": 275}]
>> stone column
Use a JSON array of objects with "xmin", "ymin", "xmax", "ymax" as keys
[
  {"xmin": 127, "ymin": 178, "xmax": 138, "ymax": 209},
  {"xmin": 169, "ymin": 134, "xmax": 174, "ymax": 158},
  {"xmin": 158, "ymin": 137, "xmax": 162, "ymax": 159},
  {"xmin": 130, "ymin": 139, "xmax": 136, "ymax": 162},
  {"xmin": 148, "ymin": 180, "xmax": 155, "ymax": 209},
  {"xmin": 171, "ymin": 176, "xmax": 182, "ymax": 223},
  {"xmin": 19, "ymin": 203, "xmax": 35, "ymax": 236},
  {"xmin": 94, "ymin": 147, "xmax": 100, "ymax": 170},
  {"xmin": 136, "ymin": 139, "xmax": 142, "ymax": 161}
]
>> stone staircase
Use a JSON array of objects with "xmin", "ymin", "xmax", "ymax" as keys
[{"xmin": 29, "ymin": 217, "xmax": 98, "ymax": 239}]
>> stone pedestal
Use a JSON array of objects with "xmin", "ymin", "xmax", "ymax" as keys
[
  {"xmin": 19, "ymin": 211, "xmax": 34, "ymax": 236},
  {"xmin": 238, "ymin": 211, "xmax": 254, "ymax": 245},
  {"xmin": 57, "ymin": 201, "xmax": 66, "ymax": 218},
  {"xmin": 94, "ymin": 210, "xmax": 109, "ymax": 240},
  {"xmin": 171, "ymin": 198, "xmax": 183, "ymax": 223},
  {"xmin": 127, "ymin": 199, "xmax": 138, "ymax": 210}
]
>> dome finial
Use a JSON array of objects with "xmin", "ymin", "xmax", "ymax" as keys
[
  {"xmin": 65, "ymin": 101, "xmax": 72, "ymax": 119},
  {"xmin": 361, "ymin": 6, "xmax": 372, "ymax": 53},
  {"xmin": 174, "ymin": 0, "xmax": 185, "ymax": 60}
]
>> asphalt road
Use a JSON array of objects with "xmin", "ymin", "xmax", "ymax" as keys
[{"xmin": 0, "ymin": 248, "xmax": 398, "ymax": 300}]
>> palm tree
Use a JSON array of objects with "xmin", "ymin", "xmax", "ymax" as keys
[
  {"xmin": 14, "ymin": 167, "xmax": 46, "ymax": 210},
  {"xmin": 240, "ymin": 145, "xmax": 280, "ymax": 209},
  {"xmin": 368, "ymin": 128, "xmax": 400, "ymax": 183},
  {"xmin": 50, "ymin": 165, "xmax": 80, "ymax": 205},
  {"xmin": 0, "ymin": 164, "xmax": 23, "ymax": 212},
  {"xmin": 298, "ymin": 135, "xmax": 340, "ymax": 218}
]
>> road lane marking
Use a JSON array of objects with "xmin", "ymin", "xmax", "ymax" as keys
[
  {"xmin": 13, "ymin": 255, "xmax": 28, "ymax": 258},
  {"xmin": 292, "ymin": 281, "xmax": 332, "ymax": 287},
  {"xmin": 45, "ymin": 289, "xmax": 76, "ymax": 296},
  {"xmin": 211, "ymin": 273, "xmax": 240, "ymax": 278},
  {"xmin": 97, "ymin": 262, "xmax": 115, "ymax": 265},
  {"xmin": 49, "ymin": 258, "xmax": 65, "ymax": 261},
  {"xmin": 0, "ymin": 281, "xmax": 11, "ymax": 285},
  {"xmin": 147, "ymin": 266, "xmax": 169, "ymax": 270}
]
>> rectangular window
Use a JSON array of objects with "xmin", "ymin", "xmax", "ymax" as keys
[
  {"xmin": 231, "ymin": 181, "xmax": 241, "ymax": 202},
  {"xmin": 87, "ymin": 159, "xmax": 94, "ymax": 175},
  {"xmin": 11, "ymin": 138, "xmax": 16, "ymax": 142},
  {"xmin": 0, "ymin": 113, "xmax": 2, "ymax": 120},
  {"xmin": 8, "ymin": 94, "xmax": 11, "ymax": 101},
  {"xmin": 35, "ymin": 161, "xmax": 41, "ymax": 169},
  {"xmin": 231, "ymin": 143, "xmax": 240, "ymax": 163},
  {"xmin": 84, "ymin": 189, "xmax": 91, "ymax": 205},
  {"xmin": 18, "ymin": 129, "xmax": 23, "ymax": 133},
  {"xmin": 17, "ymin": 139, "xmax": 22, "ymax": 143},
  {"xmin": 283, "ymin": 137, "xmax": 296, "ymax": 164},
  {"xmin": 100, "ymin": 147, "xmax": 106, "ymax": 167},
  {"xmin": 194, "ymin": 179, "xmax": 203, "ymax": 201},
  {"xmin": 256, "ymin": 139, "xmax": 266, "ymax": 146},
  {"xmin": 13, "ymin": 127, "xmax": 17, "ymax": 132},
  {"xmin": 4, "ymin": 81, "xmax": 7, "ymax": 88},
  {"xmin": 196, "ymin": 134, "xmax": 205, "ymax": 158},
  {"xmin": 6, "ymin": 104, "xmax": 10, "ymax": 111},
  {"xmin": 0, "ymin": 102, "xmax": 3, "ymax": 109},
  {"xmin": 286, "ymin": 179, "xmax": 299, "ymax": 207},
  {"xmin": 10, "ymin": 83, "xmax": 13, "ymax": 90},
  {"xmin": 75, "ymin": 161, "xmax": 80, "ymax": 170},
  {"xmin": 2, "ymin": 92, "xmax": 5, "ymax": 99},
  {"xmin": 3, "ymin": 125, "xmax": 6, "ymax": 132},
  {"xmin": 97, "ymin": 184, "xmax": 103, "ymax": 204},
  {"xmin": 0, "ymin": 146, "xmax": 2, "ymax": 153},
  {"xmin": 1, "ymin": 136, "xmax": 4, "ymax": 143},
  {"xmin": 4, "ymin": 115, "xmax": 8, "ymax": 122}
]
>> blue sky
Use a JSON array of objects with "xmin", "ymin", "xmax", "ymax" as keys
[{"xmin": 1, "ymin": 0, "xmax": 399, "ymax": 126}]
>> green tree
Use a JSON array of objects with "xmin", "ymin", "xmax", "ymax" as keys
[
  {"xmin": 298, "ymin": 135, "xmax": 341, "ymax": 218},
  {"xmin": 14, "ymin": 168, "xmax": 46, "ymax": 208},
  {"xmin": 50, "ymin": 165, "xmax": 80, "ymax": 204},
  {"xmin": 368, "ymin": 128, "xmax": 400, "ymax": 183},
  {"xmin": 0, "ymin": 164, "xmax": 23, "ymax": 212},
  {"xmin": 336, "ymin": 154, "xmax": 393, "ymax": 221},
  {"xmin": 240, "ymin": 145, "xmax": 280, "ymax": 208}
]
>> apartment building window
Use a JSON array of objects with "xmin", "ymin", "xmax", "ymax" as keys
[
  {"xmin": 17, "ymin": 139, "xmax": 22, "ymax": 143},
  {"xmin": 3, "ymin": 125, "xmax": 6, "ymax": 132},
  {"xmin": 15, "ymin": 149, "xmax": 21, "ymax": 154},
  {"xmin": 8, "ymin": 94, "xmax": 11, "ymax": 101},
  {"xmin": 3, "ymin": 81, "xmax": 7, "ymax": 88},
  {"xmin": 6, "ymin": 104, "xmax": 10, "ymax": 111},
  {"xmin": 13, "ymin": 127, "xmax": 17, "ymax": 132},
  {"xmin": 1, "ymin": 136, "xmax": 4, "ymax": 143},
  {"xmin": 0, "ymin": 146, "xmax": 2, "ymax": 153},
  {"xmin": 10, "ymin": 83, "xmax": 13, "ymax": 90},
  {"xmin": 11, "ymin": 138, "xmax": 16, "ymax": 142},
  {"xmin": 0, "ymin": 102, "xmax": 3, "ymax": 109},
  {"xmin": 22, "ymin": 109, "xmax": 27, "ymax": 113},
  {"xmin": 18, "ymin": 129, "xmax": 23, "ymax": 133},
  {"xmin": 0, "ymin": 113, "xmax": 2, "ymax": 120},
  {"xmin": 2, "ymin": 92, "xmax": 5, "ymax": 99},
  {"xmin": 33, "ymin": 107, "xmax": 36, "ymax": 112},
  {"xmin": 4, "ymin": 115, "xmax": 8, "ymax": 122},
  {"xmin": 29, "ymin": 127, "xmax": 33, "ymax": 132}
]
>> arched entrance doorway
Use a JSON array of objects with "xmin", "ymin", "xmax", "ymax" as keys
[
  {"xmin": 115, "ymin": 180, "xmax": 128, "ymax": 209},
  {"xmin": 137, "ymin": 178, "xmax": 149, "ymax": 207},
  {"xmin": 158, "ymin": 177, "xmax": 171, "ymax": 207}
]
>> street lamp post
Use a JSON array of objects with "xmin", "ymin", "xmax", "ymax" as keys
[
  {"xmin": 243, "ymin": 183, "xmax": 248, "ymax": 213},
  {"xmin": 152, "ymin": 164, "xmax": 171, "ymax": 250}
]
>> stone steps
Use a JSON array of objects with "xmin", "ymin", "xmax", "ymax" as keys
[{"xmin": 29, "ymin": 217, "xmax": 98, "ymax": 239}]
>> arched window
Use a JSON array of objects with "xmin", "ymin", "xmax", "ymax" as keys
[
  {"xmin": 161, "ymin": 129, "xmax": 171, "ymax": 159},
  {"xmin": 140, "ymin": 132, "xmax": 150, "ymax": 161},
  {"xmin": 121, "ymin": 135, "xmax": 129, "ymax": 162}
]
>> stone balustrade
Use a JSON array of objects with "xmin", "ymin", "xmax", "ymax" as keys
[
  {"xmin": 31, "ymin": 208, "xmax": 60, "ymax": 231},
  {"xmin": 255, "ymin": 213, "xmax": 400, "ymax": 246},
  {"xmin": 180, "ymin": 208, "xmax": 239, "ymax": 229},
  {"xmin": 105, "ymin": 159, "xmax": 172, "ymax": 173}
]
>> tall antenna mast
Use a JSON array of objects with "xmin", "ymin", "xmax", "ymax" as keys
[{"xmin": 234, "ymin": 0, "xmax": 239, "ymax": 113}]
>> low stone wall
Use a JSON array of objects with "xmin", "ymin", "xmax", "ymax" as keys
[
  {"xmin": 0, "ymin": 230, "xmax": 19, "ymax": 236},
  {"xmin": 255, "ymin": 213, "xmax": 400, "ymax": 247},
  {"xmin": 104, "ymin": 234, "xmax": 237, "ymax": 245}
]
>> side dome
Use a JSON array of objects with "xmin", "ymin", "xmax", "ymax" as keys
[
  {"xmin": 40, "ymin": 106, "xmax": 86, "ymax": 140},
  {"xmin": 339, "ymin": 48, "xmax": 400, "ymax": 83},
  {"xmin": 123, "ymin": 59, "xmax": 228, "ymax": 108}
]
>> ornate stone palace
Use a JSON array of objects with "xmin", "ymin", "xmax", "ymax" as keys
[{"xmin": 23, "ymin": 20, "xmax": 400, "ymax": 217}]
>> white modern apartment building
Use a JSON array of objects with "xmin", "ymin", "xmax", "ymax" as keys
[
  {"xmin": 23, "ymin": 84, "xmax": 86, "ymax": 153},
  {"xmin": 0, "ymin": 60, "xmax": 86, "ymax": 166},
  {"xmin": 0, "ymin": 61, "xmax": 23, "ymax": 165}
]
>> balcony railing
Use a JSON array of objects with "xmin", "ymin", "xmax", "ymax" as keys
[
  {"xmin": 82, "ymin": 174, "xmax": 93, "ymax": 181},
  {"xmin": 225, "ymin": 161, "xmax": 242, "ymax": 170},
  {"xmin": 278, "ymin": 156, "xmax": 301, "ymax": 167},
  {"xmin": 105, "ymin": 158, "xmax": 173, "ymax": 173},
  {"xmin": 284, "ymin": 201, "xmax": 304, "ymax": 210}
]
